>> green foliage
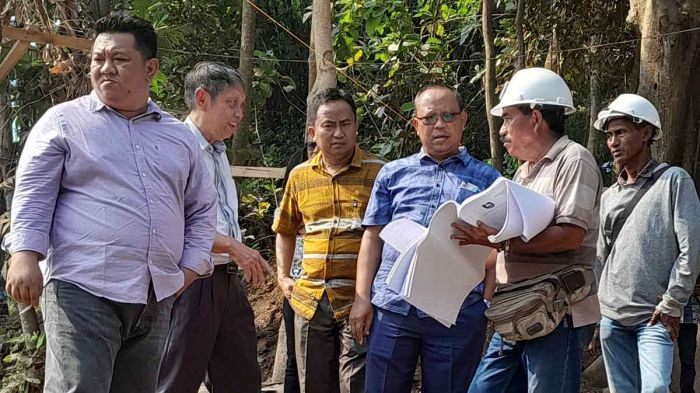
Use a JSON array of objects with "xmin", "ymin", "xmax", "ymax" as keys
[
  {"xmin": 238, "ymin": 180, "xmax": 280, "ymax": 261},
  {"xmin": 0, "ymin": 312, "xmax": 45, "ymax": 393}
]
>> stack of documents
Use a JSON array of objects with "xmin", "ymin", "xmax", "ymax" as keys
[{"xmin": 379, "ymin": 177, "xmax": 556, "ymax": 327}]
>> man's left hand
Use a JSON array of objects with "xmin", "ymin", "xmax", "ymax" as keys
[
  {"xmin": 648, "ymin": 309, "xmax": 680, "ymax": 340},
  {"xmin": 177, "ymin": 268, "xmax": 199, "ymax": 297},
  {"xmin": 451, "ymin": 221, "xmax": 498, "ymax": 247}
]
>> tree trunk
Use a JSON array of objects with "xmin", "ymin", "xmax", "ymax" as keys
[
  {"xmin": 308, "ymin": 0, "xmax": 336, "ymax": 102},
  {"xmin": 482, "ymin": 0, "xmax": 503, "ymax": 172},
  {"xmin": 586, "ymin": 36, "xmax": 602, "ymax": 158},
  {"xmin": 515, "ymin": 0, "xmax": 526, "ymax": 70},
  {"xmin": 306, "ymin": 14, "xmax": 317, "ymax": 126},
  {"xmin": 232, "ymin": 0, "xmax": 257, "ymax": 166},
  {"xmin": 544, "ymin": 27, "xmax": 561, "ymax": 73},
  {"xmin": 629, "ymin": 0, "xmax": 700, "ymax": 173}
]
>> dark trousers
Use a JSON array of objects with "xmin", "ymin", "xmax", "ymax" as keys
[
  {"xmin": 679, "ymin": 323, "xmax": 698, "ymax": 393},
  {"xmin": 157, "ymin": 265, "xmax": 261, "ymax": 393},
  {"xmin": 294, "ymin": 293, "xmax": 367, "ymax": 393},
  {"xmin": 366, "ymin": 300, "xmax": 487, "ymax": 393},
  {"xmin": 283, "ymin": 298, "xmax": 300, "ymax": 393},
  {"xmin": 43, "ymin": 279, "xmax": 174, "ymax": 393}
]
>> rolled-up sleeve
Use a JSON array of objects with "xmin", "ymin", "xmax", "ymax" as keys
[
  {"xmin": 657, "ymin": 171, "xmax": 700, "ymax": 317},
  {"xmin": 362, "ymin": 167, "xmax": 391, "ymax": 227},
  {"xmin": 179, "ymin": 139, "xmax": 217, "ymax": 276},
  {"xmin": 272, "ymin": 173, "xmax": 302, "ymax": 236},
  {"xmin": 6, "ymin": 109, "xmax": 66, "ymax": 258}
]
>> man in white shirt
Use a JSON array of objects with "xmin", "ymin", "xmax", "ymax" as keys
[{"xmin": 157, "ymin": 61, "xmax": 272, "ymax": 393}]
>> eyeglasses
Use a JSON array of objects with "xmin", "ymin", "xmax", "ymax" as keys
[{"xmin": 415, "ymin": 111, "xmax": 462, "ymax": 125}]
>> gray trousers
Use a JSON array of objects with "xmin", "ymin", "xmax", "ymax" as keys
[
  {"xmin": 157, "ymin": 265, "xmax": 261, "ymax": 393},
  {"xmin": 294, "ymin": 293, "xmax": 366, "ymax": 393},
  {"xmin": 43, "ymin": 279, "xmax": 175, "ymax": 393}
]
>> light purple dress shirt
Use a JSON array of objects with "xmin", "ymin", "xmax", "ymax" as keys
[{"xmin": 6, "ymin": 91, "xmax": 217, "ymax": 303}]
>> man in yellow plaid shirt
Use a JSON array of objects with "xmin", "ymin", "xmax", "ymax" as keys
[{"xmin": 273, "ymin": 88, "xmax": 383, "ymax": 393}]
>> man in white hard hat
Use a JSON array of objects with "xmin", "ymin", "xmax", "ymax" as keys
[
  {"xmin": 454, "ymin": 67, "xmax": 602, "ymax": 393},
  {"xmin": 592, "ymin": 93, "xmax": 700, "ymax": 392}
]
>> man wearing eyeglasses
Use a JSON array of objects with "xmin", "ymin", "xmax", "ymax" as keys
[{"xmin": 350, "ymin": 85, "xmax": 501, "ymax": 392}]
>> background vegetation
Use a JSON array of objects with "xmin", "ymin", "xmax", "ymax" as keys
[{"xmin": 0, "ymin": 0, "xmax": 698, "ymax": 390}]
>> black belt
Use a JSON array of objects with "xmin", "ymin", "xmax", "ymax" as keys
[{"xmin": 215, "ymin": 263, "xmax": 238, "ymax": 274}]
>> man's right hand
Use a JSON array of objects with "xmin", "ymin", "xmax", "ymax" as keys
[
  {"xmin": 278, "ymin": 276, "xmax": 295, "ymax": 300},
  {"xmin": 349, "ymin": 296, "xmax": 373, "ymax": 345},
  {"xmin": 5, "ymin": 251, "xmax": 43, "ymax": 307}
]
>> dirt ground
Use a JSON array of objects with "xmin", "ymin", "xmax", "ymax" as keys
[{"xmin": 248, "ymin": 279, "xmax": 284, "ymax": 382}]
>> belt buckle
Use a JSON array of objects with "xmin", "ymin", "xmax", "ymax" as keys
[{"xmin": 226, "ymin": 263, "xmax": 237, "ymax": 274}]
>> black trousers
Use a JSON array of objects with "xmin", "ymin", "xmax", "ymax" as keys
[
  {"xmin": 679, "ymin": 323, "xmax": 698, "ymax": 393},
  {"xmin": 157, "ymin": 265, "xmax": 261, "ymax": 393},
  {"xmin": 283, "ymin": 297, "xmax": 301, "ymax": 393}
]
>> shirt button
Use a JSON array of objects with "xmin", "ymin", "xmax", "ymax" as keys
[
  {"xmin": 135, "ymin": 145, "xmax": 140, "ymax": 149},
  {"xmin": 142, "ymin": 172, "xmax": 147, "ymax": 177},
  {"xmin": 149, "ymin": 199, "xmax": 154, "ymax": 203},
  {"xmin": 152, "ymin": 229, "xmax": 157, "ymax": 234},
  {"xmin": 148, "ymin": 259, "xmax": 153, "ymax": 264}
]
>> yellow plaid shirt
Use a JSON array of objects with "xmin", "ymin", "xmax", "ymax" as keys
[{"xmin": 272, "ymin": 146, "xmax": 383, "ymax": 320}]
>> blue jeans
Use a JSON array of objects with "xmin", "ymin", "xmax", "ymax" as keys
[
  {"xmin": 365, "ymin": 301, "xmax": 487, "ymax": 393},
  {"xmin": 468, "ymin": 315, "xmax": 581, "ymax": 393},
  {"xmin": 599, "ymin": 316, "xmax": 673, "ymax": 393}
]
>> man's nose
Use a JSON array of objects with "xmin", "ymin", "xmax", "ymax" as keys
[{"xmin": 100, "ymin": 57, "xmax": 116, "ymax": 75}]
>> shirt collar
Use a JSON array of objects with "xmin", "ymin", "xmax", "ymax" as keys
[
  {"xmin": 311, "ymin": 144, "xmax": 363, "ymax": 170},
  {"xmin": 184, "ymin": 116, "xmax": 223, "ymax": 153},
  {"xmin": 88, "ymin": 90, "xmax": 162, "ymax": 119},
  {"xmin": 542, "ymin": 135, "xmax": 571, "ymax": 162},
  {"xmin": 519, "ymin": 136, "xmax": 571, "ymax": 178},
  {"xmin": 417, "ymin": 146, "xmax": 471, "ymax": 166},
  {"xmin": 617, "ymin": 158, "xmax": 659, "ymax": 186}
]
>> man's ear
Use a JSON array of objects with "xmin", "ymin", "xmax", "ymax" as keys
[
  {"xmin": 308, "ymin": 124, "xmax": 317, "ymax": 140},
  {"xmin": 531, "ymin": 109, "xmax": 544, "ymax": 134},
  {"xmin": 460, "ymin": 110, "xmax": 469, "ymax": 127},
  {"xmin": 145, "ymin": 58, "xmax": 159, "ymax": 81},
  {"xmin": 642, "ymin": 125, "xmax": 653, "ymax": 144},
  {"xmin": 195, "ymin": 87, "xmax": 210, "ymax": 110}
]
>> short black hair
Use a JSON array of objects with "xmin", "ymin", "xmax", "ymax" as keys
[
  {"xmin": 93, "ymin": 11, "xmax": 157, "ymax": 59},
  {"xmin": 307, "ymin": 88, "xmax": 357, "ymax": 126},
  {"xmin": 516, "ymin": 105, "xmax": 566, "ymax": 136}
]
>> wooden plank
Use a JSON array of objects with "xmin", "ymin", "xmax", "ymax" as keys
[
  {"xmin": 230, "ymin": 166, "xmax": 286, "ymax": 179},
  {"xmin": 0, "ymin": 39, "xmax": 30, "ymax": 81},
  {"xmin": 2, "ymin": 25, "xmax": 93, "ymax": 51}
]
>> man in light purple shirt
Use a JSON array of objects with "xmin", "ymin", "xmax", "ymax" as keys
[{"xmin": 3, "ymin": 12, "xmax": 217, "ymax": 393}]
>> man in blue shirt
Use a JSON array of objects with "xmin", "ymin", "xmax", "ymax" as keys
[{"xmin": 350, "ymin": 85, "xmax": 500, "ymax": 393}]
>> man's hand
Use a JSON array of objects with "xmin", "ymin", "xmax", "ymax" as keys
[
  {"xmin": 649, "ymin": 309, "xmax": 680, "ymax": 340},
  {"xmin": 228, "ymin": 238, "xmax": 273, "ymax": 288},
  {"xmin": 277, "ymin": 275, "xmax": 295, "ymax": 300},
  {"xmin": 5, "ymin": 251, "xmax": 43, "ymax": 307},
  {"xmin": 451, "ymin": 221, "xmax": 499, "ymax": 247},
  {"xmin": 177, "ymin": 267, "xmax": 199, "ymax": 297},
  {"xmin": 349, "ymin": 297, "xmax": 373, "ymax": 344},
  {"xmin": 586, "ymin": 324, "xmax": 601, "ymax": 357}
]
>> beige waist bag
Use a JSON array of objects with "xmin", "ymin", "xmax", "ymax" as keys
[{"xmin": 484, "ymin": 264, "xmax": 595, "ymax": 342}]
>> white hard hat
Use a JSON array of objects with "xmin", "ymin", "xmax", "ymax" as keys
[
  {"xmin": 491, "ymin": 67, "xmax": 576, "ymax": 117},
  {"xmin": 594, "ymin": 94, "xmax": 662, "ymax": 140}
]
